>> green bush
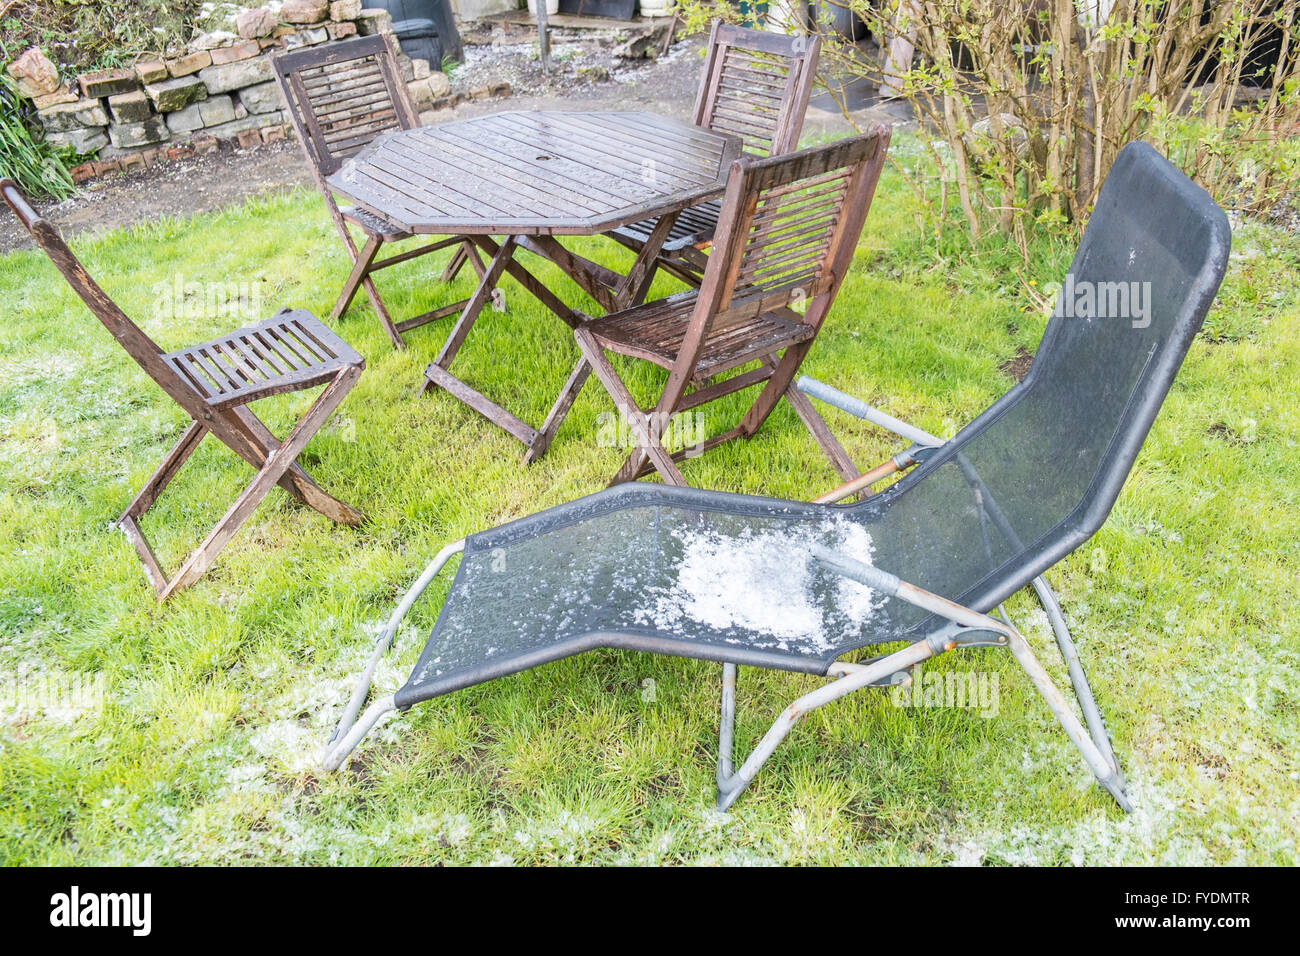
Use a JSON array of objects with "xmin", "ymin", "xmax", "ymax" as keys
[
  {"xmin": 0, "ymin": 73, "xmax": 75, "ymax": 200},
  {"xmin": 0, "ymin": 1, "xmax": 202, "ymax": 72},
  {"xmin": 677, "ymin": 1, "xmax": 1300, "ymax": 250}
]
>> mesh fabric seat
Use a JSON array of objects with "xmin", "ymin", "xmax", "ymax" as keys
[{"xmin": 328, "ymin": 143, "xmax": 1230, "ymax": 813}]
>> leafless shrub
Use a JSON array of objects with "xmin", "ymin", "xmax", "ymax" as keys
[{"xmin": 678, "ymin": 1, "xmax": 1300, "ymax": 251}]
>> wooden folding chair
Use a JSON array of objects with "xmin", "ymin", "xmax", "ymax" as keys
[
  {"xmin": 272, "ymin": 34, "xmax": 479, "ymax": 350},
  {"xmin": 606, "ymin": 22, "xmax": 821, "ymax": 290},
  {"xmin": 528, "ymin": 129, "xmax": 891, "ymax": 484},
  {"xmin": 2, "ymin": 180, "xmax": 366, "ymax": 601}
]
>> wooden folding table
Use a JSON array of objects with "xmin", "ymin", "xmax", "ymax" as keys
[{"xmin": 327, "ymin": 109, "xmax": 741, "ymax": 455}]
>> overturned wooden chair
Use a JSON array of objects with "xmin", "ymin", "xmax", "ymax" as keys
[
  {"xmin": 322, "ymin": 143, "xmax": 1229, "ymax": 812},
  {"xmin": 2, "ymin": 180, "xmax": 365, "ymax": 601},
  {"xmin": 273, "ymin": 34, "xmax": 478, "ymax": 349},
  {"xmin": 527, "ymin": 129, "xmax": 891, "ymax": 484},
  {"xmin": 606, "ymin": 21, "xmax": 822, "ymax": 290}
]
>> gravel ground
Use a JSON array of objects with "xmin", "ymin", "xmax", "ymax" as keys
[
  {"xmin": 0, "ymin": 139, "xmax": 310, "ymax": 255},
  {"xmin": 450, "ymin": 18, "xmax": 700, "ymax": 102}
]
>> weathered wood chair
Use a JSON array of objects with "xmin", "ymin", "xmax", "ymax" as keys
[
  {"xmin": 2, "ymin": 180, "xmax": 366, "ymax": 601},
  {"xmin": 272, "ymin": 34, "xmax": 478, "ymax": 349},
  {"xmin": 606, "ymin": 21, "xmax": 822, "ymax": 290},
  {"xmin": 527, "ymin": 128, "xmax": 891, "ymax": 485}
]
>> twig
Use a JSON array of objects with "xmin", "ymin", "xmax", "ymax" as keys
[
  {"xmin": 660, "ymin": 13, "xmax": 677, "ymax": 58},
  {"xmin": 1015, "ymin": 269, "xmax": 1051, "ymax": 312}
]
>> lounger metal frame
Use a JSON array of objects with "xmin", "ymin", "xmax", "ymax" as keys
[
  {"xmin": 717, "ymin": 376, "xmax": 1128, "ymax": 810},
  {"xmin": 323, "ymin": 376, "xmax": 1130, "ymax": 811}
]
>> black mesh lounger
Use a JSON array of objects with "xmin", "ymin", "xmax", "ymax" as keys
[{"xmin": 323, "ymin": 143, "xmax": 1230, "ymax": 812}]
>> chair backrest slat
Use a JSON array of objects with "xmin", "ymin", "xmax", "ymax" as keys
[
  {"xmin": 693, "ymin": 22, "xmax": 821, "ymax": 158},
  {"xmin": 695, "ymin": 128, "xmax": 890, "ymax": 335},
  {"xmin": 1, "ymin": 179, "xmax": 213, "ymax": 422},
  {"xmin": 273, "ymin": 34, "xmax": 417, "ymax": 178}
]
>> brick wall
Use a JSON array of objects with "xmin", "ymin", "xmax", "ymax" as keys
[{"xmin": 16, "ymin": 5, "xmax": 457, "ymax": 182}]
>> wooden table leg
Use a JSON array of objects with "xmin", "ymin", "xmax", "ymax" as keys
[
  {"xmin": 521, "ymin": 212, "xmax": 681, "ymax": 314},
  {"xmin": 422, "ymin": 234, "xmax": 576, "ymax": 449},
  {"xmin": 429, "ymin": 236, "xmax": 517, "ymax": 374},
  {"xmin": 422, "ymin": 217, "xmax": 683, "ymax": 451},
  {"xmin": 473, "ymin": 236, "xmax": 583, "ymax": 328},
  {"xmin": 612, "ymin": 211, "xmax": 679, "ymax": 309},
  {"xmin": 517, "ymin": 235, "xmax": 620, "ymax": 313}
]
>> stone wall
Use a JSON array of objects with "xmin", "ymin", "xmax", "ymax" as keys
[{"xmin": 9, "ymin": 4, "xmax": 460, "ymax": 182}]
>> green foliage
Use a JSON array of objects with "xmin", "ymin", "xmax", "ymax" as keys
[
  {"xmin": 0, "ymin": 73, "xmax": 75, "ymax": 200},
  {"xmin": 677, "ymin": 1, "xmax": 1300, "ymax": 250},
  {"xmin": 1147, "ymin": 89, "xmax": 1300, "ymax": 221},
  {"xmin": 0, "ymin": 1, "xmax": 202, "ymax": 72}
]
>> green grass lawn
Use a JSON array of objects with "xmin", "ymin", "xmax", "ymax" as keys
[{"xmin": 2, "ymin": 141, "xmax": 1298, "ymax": 864}]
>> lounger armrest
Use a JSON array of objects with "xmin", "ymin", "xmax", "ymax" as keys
[
  {"xmin": 809, "ymin": 544, "xmax": 1012, "ymax": 647},
  {"xmin": 812, "ymin": 443, "xmax": 931, "ymax": 503},
  {"xmin": 796, "ymin": 375, "xmax": 945, "ymax": 448}
]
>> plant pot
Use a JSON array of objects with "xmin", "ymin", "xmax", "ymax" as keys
[
  {"xmin": 640, "ymin": 0, "xmax": 676, "ymax": 16},
  {"xmin": 527, "ymin": 0, "xmax": 561, "ymax": 16}
]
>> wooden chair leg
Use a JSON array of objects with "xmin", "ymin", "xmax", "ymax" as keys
[
  {"xmin": 331, "ymin": 233, "xmax": 382, "ymax": 323},
  {"xmin": 575, "ymin": 330, "xmax": 687, "ymax": 486},
  {"xmin": 738, "ymin": 337, "xmax": 824, "ymax": 439},
  {"xmin": 119, "ymin": 420, "xmax": 207, "ymax": 522},
  {"xmin": 608, "ymin": 414, "xmax": 686, "ymax": 486},
  {"xmin": 782, "ymin": 379, "xmax": 860, "ymax": 482},
  {"xmin": 360, "ymin": 274, "xmax": 406, "ymax": 350},
  {"xmin": 742, "ymin": 353, "xmax": 858, "ymax": 482},
  {"xmin": 523, "ymin": 357, "xmax": 591, "ymax": 465},
  {"xmin": 114, "ymin": 421, "xmax": 209, "ymax": 595},
  {"xmin": 162, "ymin": 368, "xmax": 361, "ymax": 599},
  {"xmin": 331, "ymin": 231, "xmax": 405, "ymax": 350},
  {"xmin": 222, "ymin": 405, "xmax": 364, "ymax": 525}
]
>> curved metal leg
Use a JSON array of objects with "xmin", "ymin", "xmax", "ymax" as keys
[
  {"xmin": 321, "ymin": 539, "xmax": 465, "ymax": 771},
  {"xmin": 1031, "ymin": 574, "xmax": 1123, "ymax": 783},
  {"xmin": 715, "ymin": 641, "xmax": 935, "ymax": 811},
  {"xmin": 1004, "ymin": 623, "xmax": 1133, "ymax": 813},
  {"xmin": 811, "ymin": 546, "xmax": 1134, "ymax": 813},
  {"xmin": 716, "ymin": 663, "xmax": 737, "ymax": 793},
  {"xmin": 794, "ymin": 382, "xmax": 1134, "ymax": 813},
  {"xmin": 322, "ymin": 695, "xmax": 396, "ymax": 771}
]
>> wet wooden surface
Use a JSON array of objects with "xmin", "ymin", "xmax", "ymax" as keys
[{"xmin": 327, "ymin": 110, "xmax": 740, "ymax": 235}]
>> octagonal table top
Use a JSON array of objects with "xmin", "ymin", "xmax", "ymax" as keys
[{"xmin": 326, "ymin": 109, "xmax": 743, "ymax": 236}]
